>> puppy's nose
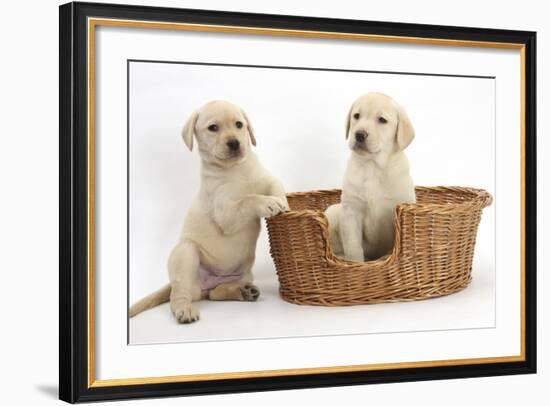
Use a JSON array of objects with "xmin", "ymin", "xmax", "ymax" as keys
[
  {"xmin": 355, "ymin": 131, "xmax": 367, "ymax": 143},
  {"xmin": 226, "ymin": 139, "xmax": 240, "ymax": 151}
]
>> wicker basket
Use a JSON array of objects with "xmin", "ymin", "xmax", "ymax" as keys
[{"xmin": 265, "ymin": 186, "xmax": 492, "ymax": 306}]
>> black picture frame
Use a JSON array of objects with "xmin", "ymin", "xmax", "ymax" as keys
[{"xmin": 59, "ymin": 1, "xmax": 536, "ymax": 403}]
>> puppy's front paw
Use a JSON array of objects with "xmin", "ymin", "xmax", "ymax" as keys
[
  {"xmin": 344, "ymin": 252, "xmax": 365, "ymax": 262},
  {"xmin": 172, "ymin": 303, "xmax": 200, "ymax": 324},
  {"xmin": 255, "ymin": 196, "xmax": 288, "ymax": 218},
  {"xmin": 240, "ymin": 283, "xmax": 260, "ymax": 301},
  {"xmin": 279, "ymin": 197, "xmax": 290, "ymax": 212}
]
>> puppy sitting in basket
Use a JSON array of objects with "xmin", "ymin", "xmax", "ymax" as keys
[
  {"xmin": 129, "ymin": 100, "xmax": 289, "ymax": 323},
  {"xmin": 325, "ymin": 93, "xmax": 416, "ymax": 261}
]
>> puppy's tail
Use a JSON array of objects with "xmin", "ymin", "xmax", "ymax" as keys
[{"xmin": 129, "ymin": 284, "xmax": 171, "ymax": 318}]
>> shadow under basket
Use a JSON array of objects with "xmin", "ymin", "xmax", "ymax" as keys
[{"xmin": 265, "ymin": 186, "xmax": 493, "ymax": 306}]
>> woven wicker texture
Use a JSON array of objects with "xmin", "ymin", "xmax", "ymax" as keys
[{"xmin": 266, "ymin": 186, "xmax": 492, "ymax": 306}]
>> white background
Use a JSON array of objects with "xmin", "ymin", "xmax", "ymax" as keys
[
  {"xmin": 128, "ymin": 60, "xmax": 496, "ymax": 344},
  {"xmin": 0, "ymin": 0, "xmax": 547, "ymax": 405}
]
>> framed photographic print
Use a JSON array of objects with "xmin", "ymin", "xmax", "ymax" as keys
[{"xmin": 59, "ymin": 1, "xmax": 537, "ymax": 403}]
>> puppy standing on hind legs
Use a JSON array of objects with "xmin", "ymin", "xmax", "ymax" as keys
[{"xmin": 129, "ymin": 100, "xmax": 289, "ymax": 323}]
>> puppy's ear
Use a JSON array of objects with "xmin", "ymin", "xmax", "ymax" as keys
[
  {"xmin": 241, "ymin": 109, "xmax": 256, "ymax": 146},
  {"xmin": 345, "ymin": 104, "xmax": 353, "ymax": 140},
  {"xmin": 396, "ymin": 105, "xmax": 415, "ymax": 150},
  {"xmin": 181, "ymin": 111, "xmax": 199, "ymax": 151}
]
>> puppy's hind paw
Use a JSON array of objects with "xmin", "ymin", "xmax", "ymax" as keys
[
  {"xmin": 173, "ymin": 304, "xmax": 200, "ymax": 324},
  {"xmin": 240, "ymin": 284, "xmax": 260, "ymax": 301}
]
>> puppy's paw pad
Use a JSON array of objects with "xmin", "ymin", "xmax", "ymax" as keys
[
  {"xmin": 174, "ymin": 306, "xmax": 200, "ymax": 324},
  {"xmin": 240, "ymin": 284, "xmax": 260, "ymax": 301}
]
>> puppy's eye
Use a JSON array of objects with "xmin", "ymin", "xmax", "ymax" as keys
[
  {"xmin": 235, "ymin": 121, "xmax": 243, "ymax": 129},
  {"xmin": 353, "ymin": 113, "xmax": 360, "ymax": 120},
  {"xmin": 208, "ymin": 124, "xmax": 219, "ymax": 132},
  {"xmin": 378, "ymin": 117, "xmax": 388, "ymax": 124}
]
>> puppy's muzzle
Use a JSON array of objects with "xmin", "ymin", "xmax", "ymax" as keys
[
  {"xmin": 226, "ymin": 138, "xmax": 240, "ymax": 152},
  {"xmin": 355, "ymin": 131, "xmax": 368, "ymax": 143}
]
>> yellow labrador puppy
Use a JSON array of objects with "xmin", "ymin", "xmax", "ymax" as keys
[
  {"xmin": 325, "ymin": 93, "xmax": 415, "ymax": 261},
  {"xmin": 130, "ymin": 100, "xmax": 288, "ymax": 323}
]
